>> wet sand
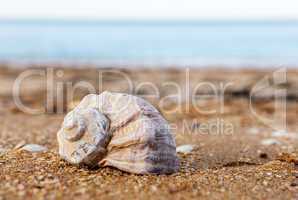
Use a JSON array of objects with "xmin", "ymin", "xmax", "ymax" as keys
[{"xmin": 0, "ymin": 66, "xmax": 298, "ymax": 199}]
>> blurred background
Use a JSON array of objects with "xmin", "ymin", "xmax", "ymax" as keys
[{"xmin": 0, "ymin": 0, "xmax": 297, "ymax": 68}]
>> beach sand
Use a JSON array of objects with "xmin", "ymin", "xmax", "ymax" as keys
[{"xmin": 0, "ymin": 66, "xmax": 297, "ymax": 199}]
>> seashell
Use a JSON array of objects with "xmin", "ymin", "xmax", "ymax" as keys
[
  {"xmin": 14, "ymin": 140, "xmax": 26, "ymax": 150},
  {"xmin": 57, "ymin": 91, "xmax": 179, "ymax": 174}
]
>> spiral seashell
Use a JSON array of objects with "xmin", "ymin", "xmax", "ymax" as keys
[{"xmin": 57, "ymin": 91, "xmax": 179, "ymax": 174}]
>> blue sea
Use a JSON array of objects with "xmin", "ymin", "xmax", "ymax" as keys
[{"xmin": 0, "ymin": 20, "xmax": 298, "ymax": 67}]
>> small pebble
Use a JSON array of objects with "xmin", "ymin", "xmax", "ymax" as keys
[
  {"xmin": 272, "ymin": 130, "xmax": 288, "ymax": 137},
  {"xmin": 272, "ymin": 130, "xmax": 298, "ymax": 139},
  {"xmin": 258, "ymin": 151, "xmax": 268, "ymax": 159},
  {"xmin": 290, "ymin": 180, "xmax": 298, "ymax": 187},
  {"xmin": 266, "ymin": 172, "xmax": 272, "ymax": 176},
  {"xmin": 20, "ymin": 144, "xmax": 48, "ymax": 153},
  {"xmin": 248, "ymin": 128, "xmax": 260, "ymax": 135},
  {"xmin": 176, "ymin": 145, "xmax": 195, "ymax": 154},
  {"xmin": 261, "ymin": 139, "xmax": 281, "ymax": 146}
]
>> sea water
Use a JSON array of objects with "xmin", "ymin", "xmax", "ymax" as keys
[{"xmin": 0, "ymin": 20, "xmax": 297, "ymax": 67}]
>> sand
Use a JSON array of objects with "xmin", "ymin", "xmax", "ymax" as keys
[{"xmin": 0, "ymin": 66, "xmax": 298, "ymax": 200}]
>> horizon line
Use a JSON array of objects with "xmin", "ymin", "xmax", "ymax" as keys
[
  {"xmin": 0, "ymin": 17, "xmax": 298, "ymax": 22},
  {"xmin": 0, "ymin": 17, "xmax": 298, "ymax": 26}
]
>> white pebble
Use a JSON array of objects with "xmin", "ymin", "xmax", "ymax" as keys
[
  {"xmin": 261, "ymin": 139, "xmax": 282, "ymax": 146},
  {"xmin": 272, "ymin": 130, "xmax": 288, "ymax": 137},
  {"xmin": 20, "ymin": 144, "xmax": 48, "ymax": 153},
  {"xmin": 176, "ymin": 145, "xmax": 195, "ymax": 154}
]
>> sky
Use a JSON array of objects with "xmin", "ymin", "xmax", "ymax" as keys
[{"xmin": 0, "ymin": 0, "xmax": 298, "ymax": 20}]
